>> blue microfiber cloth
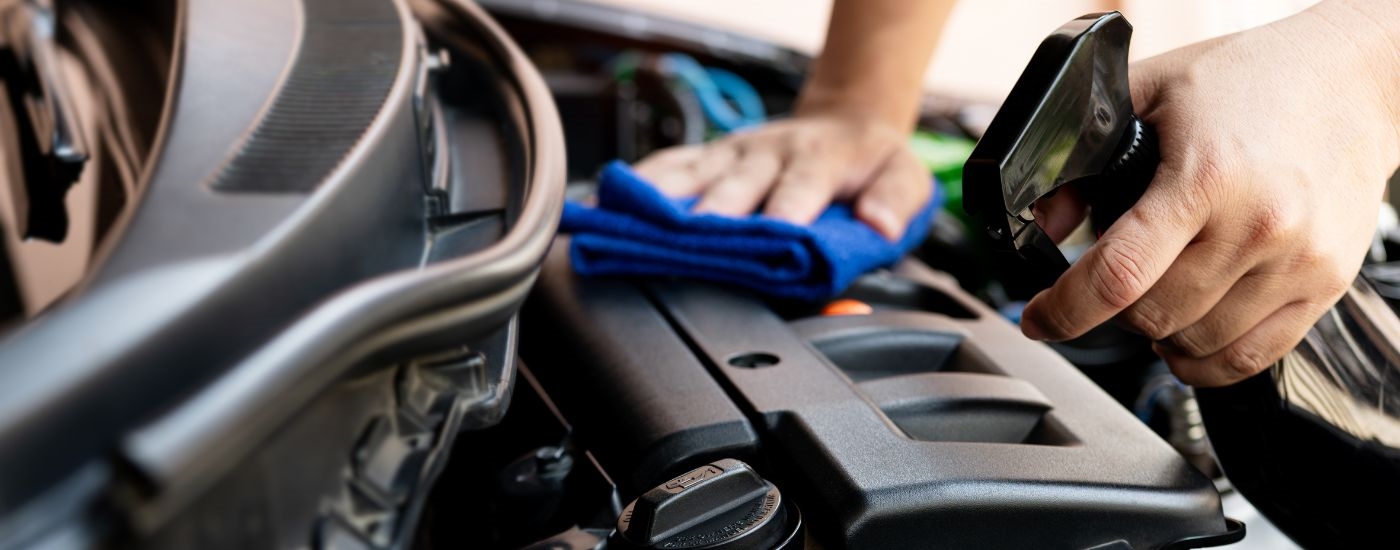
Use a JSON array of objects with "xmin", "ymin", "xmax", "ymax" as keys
[{"xmin": 560, "ymin": 160, "xmax": 944, "ymax": 302}]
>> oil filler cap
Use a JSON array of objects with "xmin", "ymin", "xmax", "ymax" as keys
[{"xmin": 613, "ymin": 459, "xmax": 801, "ymax": 549}]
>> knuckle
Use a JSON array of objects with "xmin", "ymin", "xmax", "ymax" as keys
[
  {"xmin": 778, "ymin": 167, "xmax": 825, "ymax": 192},
  {"xmin": 1122, "ymin": 301, "xmax": 1173, "ymax": 340},
  {"xmin": 1169, "ymin": 141, "xmax": 1238, "ymax": 214},
  {"xmin": 738, "ymin": 151, "xmax": 780, "ymax": 173},
  {"xmin": 710, "ymin": 178, "xmax": 761, "ymax": 200},
  {"xmin": 780, "ymin": 160, "xmax": 816, "ymax": 181},
  {"xmin": 1317, "ymin": 265, "xmax": 1354, "ymax": 298},
  {"xmin": 1185, "ymin": 149, "xmax": 1230, "ymax": 195},
  {"xmin": 1284, "ymin": 250, "xmax": 1353, "ymax": 298},
  {"xmin": 1168, "ymin": 327, "xmax": 1214, "ymax": 359},
  {"xmin": 652, "ymin": 172, "xmax": 698, "ymax": 194},
  {"xmin": 1088, "ymin": 239, "xmax": 1154, "ymax": 310},
  {"xmin": 1242, "ymin": 201, "xmax": 1299, "ymax": 247},
  {"xmin": 695, "ymin": 147, "xmax": 737, "ymax": 172},
  {"xmin": 789, "ymin": 133, "xmax": 828, "ymax": 155},
  {"xmin": 1166, "ymin": 182, "xmax": 1210, "ymax": 227},
  {"xmin": 1177, "ymin": 263, "xmax": 1220, "ymax": 299},
  {"xmin": 728, "ymin": 140, "xmax": 752, "ymax": 158},
  {"xmin": 1222, "ymin": 344, "xmax": 1272, "ymax": 380},
  {"xmin": 1197, "ymin": 147, "xmax": 1232, "ymax": 184},
  {"xmin": 1281, "ymin": 247, "xmax": 1324, "ymax": 274},
  {"xmin": 1181, "ymin": 165, "xmax": 1226, "ymax": 204}
]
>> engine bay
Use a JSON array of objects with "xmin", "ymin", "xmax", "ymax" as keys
[
  {"xmin": 5, "ymin": 1, "xmax": 1400, "ymax": 549},
  {"xmin": 413, "ymin": 3, "xmax": 1246, "ymax": 548}
]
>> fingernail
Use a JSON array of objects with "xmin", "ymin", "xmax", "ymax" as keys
[
  {"xmin": 765, "ymin": 198, "xmax": 822, "ymax": 226},
  {"xmin": 1150, "ymin": 341, "xmax": 1173, "ymax": 358},
  {"xmin": 763, "ymin": 200, "xmax": 795, "ymax": 222},
  {"xmin": 861, "ymin": 202, "xmax": 902, "ymax": 241},
  {"xmin": 1019, "ymin": 297, "xmax": 1049, "ymax": 340},
  {"xmin": 1020, "ymin": 315, "xmax": 1048, "ymax": 341}
]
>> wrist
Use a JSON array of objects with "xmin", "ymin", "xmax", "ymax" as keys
[
  {"xmin": 789, "ymin": 0, "xmax": 953, "ymax": 134},
  {"xmin": 794, "ymin": 80, "xmax": 921, "ymax": 133}
]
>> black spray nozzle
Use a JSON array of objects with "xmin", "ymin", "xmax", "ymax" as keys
[{"xmin": 963, "ymin": 11, "xmax": 1160, "ymax": 283}]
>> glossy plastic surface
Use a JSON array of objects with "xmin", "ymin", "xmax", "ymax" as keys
[
  {"xmin": 1198, "ymin": 275, "xmax": 1400, "ymax": 548},
  {"xmin": 963, "ymin": 12, "xmax": 1159, "ymax": 285}
]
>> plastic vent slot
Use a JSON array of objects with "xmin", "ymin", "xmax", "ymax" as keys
[{"xmin": 798, "ymin": 322, "xmax": 1068, "ymax": 445}]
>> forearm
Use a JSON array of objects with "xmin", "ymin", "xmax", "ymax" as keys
[{"xmin": 795, "ymin": 0, "xmax": 956, "ymax": 132}]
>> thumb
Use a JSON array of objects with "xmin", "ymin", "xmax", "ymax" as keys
[
  {"xmin": 1031, "ymin": 185, "xmax": 1087, "ymax": 243},
  {"xmin": 1129, "ymin": 57, "xmax": 1166, "ymax": 117}
]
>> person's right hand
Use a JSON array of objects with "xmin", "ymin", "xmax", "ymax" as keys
[
  {"xmin": 633, "ymin": 112, "xmax": 932, "ymax": 241},
  {"xmin": 1019, "ymin": 0, "xmax": 1400, "ymax": 387}
]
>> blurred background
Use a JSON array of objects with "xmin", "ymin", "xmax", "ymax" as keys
[{"xmin": 591, "ymin": 0, "xmax": 1320, "ymax": 102}]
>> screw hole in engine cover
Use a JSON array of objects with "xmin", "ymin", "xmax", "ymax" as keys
[{"xmin": 727, "ymin": 352, "xmax": 779, "ymax": 369}]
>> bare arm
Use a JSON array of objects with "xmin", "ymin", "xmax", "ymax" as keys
[
  {"xmin": 635, "ymin": 0, "xmax": 957, "ymax": 239},
  {"xmin": 798, "ymin": 0, "xmax": 956, "ymax": 131}
]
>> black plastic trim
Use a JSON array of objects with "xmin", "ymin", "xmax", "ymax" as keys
[
  {"xmin": 211, "ymin": 0, "xmax": 403, "ymax": 193},
  {"xmin": 0, "ymin": 0, "xmax": 565, "ymax": 535},
  {"xmin": 118, "ymin": 0, "xmax": 565, "ymax": 531}
]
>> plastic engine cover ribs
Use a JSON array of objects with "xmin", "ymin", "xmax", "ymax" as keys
[{"xmin": 523, "ymin": 240, "xmax": 1242, "ymax": 550}]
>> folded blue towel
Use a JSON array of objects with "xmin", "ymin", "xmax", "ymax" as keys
[{"xmin": 560, "ymin": 160, "xmax": 943, "ymax": 301}]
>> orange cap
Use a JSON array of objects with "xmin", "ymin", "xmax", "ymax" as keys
[{"xmin": 821, "ymin": 299, "xmax": 874, "ymax": 316}]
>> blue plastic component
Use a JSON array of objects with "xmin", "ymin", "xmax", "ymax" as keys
[{"xmin": 660, "ymin": 53, "xmax": 765, "ymax": 131}]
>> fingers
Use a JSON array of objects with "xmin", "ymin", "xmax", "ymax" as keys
[
  {"xmin": 1030, "ymin": 186, "xmax": 1088, "ymax": 242},
  {"xmin": 1128, "ymin": 57, "xmax": 1165, "ymax": 117},
  {"xmin": 1020, "ymin": 178, "xmax": 1207, "ymax": 341},
  {"xmin": 1116, "ymin": 239, "xmax": 1254, "ymax": 341},
  {"xmin": 854, "ymin": 150, "xmax": 931, "ymax": 240},
  {"xmin": 632, "ymin": 116, "xmax": 926, "ymax": 228},
  {"xmin": 1157, "ymin": 272, "xmax": 1288, "ymax": 358},
  {"xmin": 762, "ymin": 149, "xmax": 843, "ymax": 225},
  {"xmin": 689, "ymin": 144, "xmax": 741, "ymax": 190},
  {"xmin": 633, "ymin": 144, "xmax": 701, "ymax": 179},
  {"xmin": 634, "ymin": 145, "xmax": 707, "ymax": 197},
  {"xmin": 694, "ymin": 147, "xmax": 784, "ymax": 216},
  {"xmin": 634, "ymin": 142, "xmax": 737, "ymax": 198},
  {"xmin": 1156, "ymin": 300, "xmax": 1325, "ymax": 387}
]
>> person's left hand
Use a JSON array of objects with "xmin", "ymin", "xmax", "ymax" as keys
[
  {"xmin": 631, "ymin": 111, "xmax": 932, "ymax": 241},
  {"xmin": 1019, "ymin": 1, "xmax": 1400, "ymax": 387}
]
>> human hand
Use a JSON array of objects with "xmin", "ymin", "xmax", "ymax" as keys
[
  {"xmin": 633, "ymin": 113, "xmax": 932, "ymax": 240},
  {"xmin": 631, "ymin": 0, "xmax": 955, "ymax": 240},
  {"xmin": 1020, "ymin": 0, "xmax": 1400, "ymax": 386},
  {"xmin": 635, "ymin": 109, "xmax": 929, "ymax": 240}
]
